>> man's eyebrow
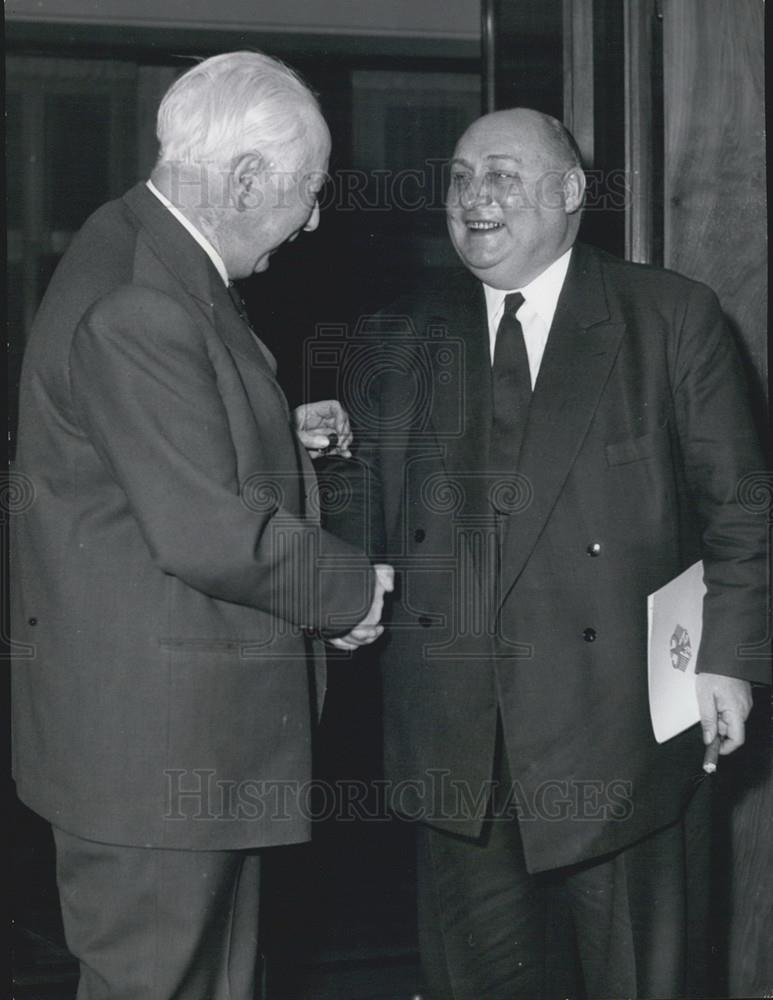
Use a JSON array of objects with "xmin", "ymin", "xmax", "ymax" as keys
[{"xmin": 448, "ymin": 154, "xmax": 523, "ymax": 168}]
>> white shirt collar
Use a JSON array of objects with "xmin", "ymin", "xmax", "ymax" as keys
[
  {"xmin": 146, "ymin": 179, "xmax": 230, "ymax": 287},
  {"xmin": 482, "ymin": 246, "xmax": 573, "ymax": 332}
]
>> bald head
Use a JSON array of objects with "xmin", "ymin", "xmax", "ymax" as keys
[
  {"xmin": 465, "ymin": 109, "xmax": 582, "ymax": 172},
  {"xmin": 446, "ymin": 108, "xmax": 586, "ymax": 288}
]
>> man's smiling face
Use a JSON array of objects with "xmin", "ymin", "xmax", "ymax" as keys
[{"xmin": 445, "ymin": 109, "xmax": 584, "ymax": 289}]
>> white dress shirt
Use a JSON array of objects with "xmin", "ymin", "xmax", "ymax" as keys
[
  {"xmin": 483, "ymin": 247, "xmax": 573, "ymax": 389},
  {"xmin": 146, "ymin": 179, "xmax": 230, "ymax": 287}
]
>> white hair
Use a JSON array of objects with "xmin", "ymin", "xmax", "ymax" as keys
[{"xmin": 155, "ymin": 50, "xmax": 322, "ymax": 168}]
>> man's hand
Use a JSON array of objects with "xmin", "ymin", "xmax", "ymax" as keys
[
  {"xmin": 293, "ymin": 400, "xmax": 353, "ymax": 458},
  {"xmin": 695, "ymin": 672, "xmax": 754, "ymax": 757},
  {"xmin": 329, "ymin": 565, "xmax": 394, "ymax": 651}
]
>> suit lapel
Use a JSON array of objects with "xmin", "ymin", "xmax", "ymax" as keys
[
  {"xmin": 426, "ymin": 271, "xmax": 493, "ymax": 500},
  {"xmin": 209, "ymin": 279, "xmax": 281, "ymax": 380},
  {"xmin": 416, "ymin": 272, "xmax": 498, "ymax": 604},
  {"xmin": 123, "ymin": 183, "xmax": 280, "ymax": 382},
  {"xmin": 498, "ymin": 245, "xmax": 626, "ymax": 605},
  {"xmin": 123, "ymin": 183, "xmax": 300, "ymax": 496}
]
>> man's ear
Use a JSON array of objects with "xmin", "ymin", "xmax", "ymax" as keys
[
  {"xmin": 563, "ymin": 167, "xmax": 586, "ymax": 214},
  {"xmin": 231, "ymin": 153, "xmax": 265, "ymax": 210}
]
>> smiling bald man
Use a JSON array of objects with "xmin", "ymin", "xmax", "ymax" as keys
[{"xmin": 327, "ymin": 108, "xmax": 769, "ymax": 999}]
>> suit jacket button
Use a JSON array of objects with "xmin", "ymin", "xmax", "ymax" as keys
[
  {"xmin": 583, "ymin": 627, "xmax": 597, "ymax": 642},
  {"xmin": 586, "ymin": 542, "xmax": 602, "ymax": 557},
  {"xmin": 28, "ymin": 617, "xmax": 38, "ymax": 626},
  {"xmin": 418, "ymin": 615, "xmax": 432, "ymax": 628},
  {"xmin": 414, "ymin": 528, "xmax": 426, "ymax": 543}
]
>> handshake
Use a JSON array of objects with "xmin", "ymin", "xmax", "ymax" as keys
[
  {"xmin": 293, "ymin": 398, "xmax": 393, "ymax": 651},
  {"xmin": 328, "ymin": 564, "xmax": 394, "ymax": 651}
]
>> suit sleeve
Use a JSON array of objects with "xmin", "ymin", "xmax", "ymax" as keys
[
  {"xmin": 69, "ymin": 284, "xmax": 374, "ymax": 632},
  {"xmin": 672, "ymin": 282, "xmax": 770, "ymax": 684}
]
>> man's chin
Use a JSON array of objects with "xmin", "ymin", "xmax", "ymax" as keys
[
  {"xmin": 454, "ymin": 248, "xmax": 504, "ymax": 275},
  {"xmin": 453, "ymin": 254, "xmax": 516, "ymax": 288}
]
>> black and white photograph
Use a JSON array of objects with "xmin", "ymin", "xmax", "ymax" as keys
[{"xmin": 6, "ymin": 2, "xmax": 771, "ymax": 999}]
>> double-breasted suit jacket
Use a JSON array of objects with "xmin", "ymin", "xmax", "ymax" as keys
[
  {"xmin": 12, "ymin": 182, "xmax": 373, "ymax": 851},
  {"xmin": 329, "ymin": 243, "xmax": 768, "ymax": 873}
]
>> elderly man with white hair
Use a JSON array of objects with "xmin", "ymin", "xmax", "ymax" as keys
[{"xmin": 12, "ymin": 51, "xmax": 392, "ymax": 999}]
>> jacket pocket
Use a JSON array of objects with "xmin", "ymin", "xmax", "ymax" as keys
[{"xmin": 605, "ymin": 422, "xmax": 669, "ymax": 467}]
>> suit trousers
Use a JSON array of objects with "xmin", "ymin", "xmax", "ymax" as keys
[
  {"xmin": 53, "ymin": 827, "xmax": 261, "ymax": 1000},
  {"xmin": 416, "ymin": 742, "xmax": 710, "ymax": 1000}
]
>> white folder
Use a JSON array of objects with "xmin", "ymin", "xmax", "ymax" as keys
[{"xmin": 647, "ymin": 560, "xmax": 706, "ymax": 743}]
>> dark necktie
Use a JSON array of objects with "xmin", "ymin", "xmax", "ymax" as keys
[
  {"xmin": 489, "ymin": 291, "xmax": 532, "ymax": 475},
  {"xmin": 227, "ymin": 282, "xmax": 278, "ymax": 374},
  {"xmin": 228, "ymin": 282, "xmax": 252, "ymax": 327}
]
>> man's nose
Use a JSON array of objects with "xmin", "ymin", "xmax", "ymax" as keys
[
  {"xmin": 303, "ymin": 200, "xmax": 321, "ymax": 232},
  {"xmin": 460, "ymin": 176, "xmax": 492, "ymax": 210}
]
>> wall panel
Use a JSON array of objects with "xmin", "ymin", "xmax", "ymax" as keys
[
  {"xmin": 5, "ymin": 0, "xmax": 480, "ymax": 40},
  {"xmin": 663, "ymin": 0, "xmax": 767, "ymax": 399},
  {"xmin": 663, "ymin": 3, "xmax": 771, "ymax": 995}
]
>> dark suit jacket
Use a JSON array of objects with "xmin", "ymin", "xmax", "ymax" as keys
[
  {"xmin": 326, "ymin": 243, "xmax": 769, "ymax": 873},
  {"xmin": 12, "ymin": 182, "xmax": 373, "ymax": 851}
]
